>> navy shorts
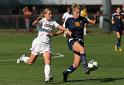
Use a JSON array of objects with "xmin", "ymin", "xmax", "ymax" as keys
[
  {"xmin": 113, "ymin": 25, "xmax": 123, "ymax": 34},
  {"xmin": 67, "ymin": 38, "xmax": 84, "ymax": 51}
]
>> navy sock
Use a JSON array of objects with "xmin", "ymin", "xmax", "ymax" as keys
[
  {"xmin": 80, "ymin": 53, "xmax": 88, "ymax": 70},
  {"xmin": 65, "ymin": 65, "xmax": 77, "ymax": 74},
  {"xmin": 116, "ymin": 38, "xmax": 121, "ymax": 48},
  {"xmin": 118, "ymin": 38, "xmax": 121, "ymax": 47}
]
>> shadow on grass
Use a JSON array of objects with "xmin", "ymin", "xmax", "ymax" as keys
[
  {"xmin": 43, "ymin": 81, "xmax": 64, "ymax": 84},
  {"xmin": 46, "ymin": 77, "xmax": 124, "ymax": 84},
  {"xmin": 68, "ymin": 77, "xmax": 124, "ymax": 83}
]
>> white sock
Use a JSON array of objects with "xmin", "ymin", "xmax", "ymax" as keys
[
  {"xmin": 21, "ymin": 56, "xmax": 29, "ymax": 63},
  {"xmin": 84, "ymin": 28, "xmax": 87, "ymax": 36},
  {"xmin": 44, "ymin": 64, "xmax": 50, "ymax": 80}
]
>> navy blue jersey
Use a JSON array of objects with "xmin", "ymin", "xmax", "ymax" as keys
[
  {"xmin": 112, "ymin": 13, "xmax": 124, "ymax": 31},
  {"xmin": 65, "ymin": 16, "xmax": 89, "ymax": 39}
]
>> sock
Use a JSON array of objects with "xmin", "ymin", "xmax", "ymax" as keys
[
  {"xmin": 116, "ymin": 38, "xmax": 121, "ymax": 48},
  {"xmin": 65, "ymin": 65, "xmax": 77, "ymax": 74},
  {"xmin": 80, "ymin": 53, "xmax": 88, "ymax": 70},
  {"xmin": 118, "ymin": 38, "xmax": 121, "ymax": 48},
  {"xmin": 84, "ymin": 28, "xmax": 87, "ymax": 36},
  {"xmin": 21, "ymin": 56, "xmax": 29, "ymax": 63},
  {"xmin": 44, "ymin": 64, "xmax": 50, "ymax": 80}
]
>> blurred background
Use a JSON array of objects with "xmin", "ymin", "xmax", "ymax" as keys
[
  {"xmin": 0, "ymin": 1, "xmax": 124, "ymax": 85},
  {"xmin": 0, "ymin": 0, "xmax": 124, "ymax": 31}
]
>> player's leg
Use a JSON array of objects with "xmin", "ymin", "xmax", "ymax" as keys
[
  {"xmin": 25, "ymin": 18, "xmax": 30, "ymax": 31},
  {"xmin": 27, "ymin": 54, "xmax": 37, "ymax": 64},
  {"xmin": 118, "ymin": 31, "xmax": 122, "ymax": 51},
  {"xmin": 115, "ymin": 31, "xmax": 121, "ymax": 51},
  {"xmin": 63, "ymin": 53, "xmax": 80, "ymax": 82},
  {"xmin": 43, "ymin": 51, "xmax": 53, "ymax": 82},
  {"xmin": 84, "ymin": 23, "xmax": 87, "ymax": 36},
  {"xmin": 72, "ymin": 41, "xmax": 90, "ymax": 74},
  {"xmin": 17, "ymin": 53, "xmax": 37, "ymax": 65}
]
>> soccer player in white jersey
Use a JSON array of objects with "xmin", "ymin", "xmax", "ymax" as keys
[
  {"xmin": 62, "ymin": 7, "xmax": 72, "ymax": 27},
  {"xmin": 17, "ymin": 8, "xmax": 71, "ymax": 82}
]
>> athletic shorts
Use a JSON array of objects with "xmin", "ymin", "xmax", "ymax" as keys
[
  {"xmin": 113, "ymin": 25, "xmax": 123, "ymax": 33},
  {"xmin": 67, "ymin": 38, "xmax": 84, "ymax": 51},
  {"xmin": 30, "ymin": 38, "xmax": 51, "ymax": 55}
]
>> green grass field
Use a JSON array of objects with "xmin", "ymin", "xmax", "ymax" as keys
[{"xmin": 0, "ymin": 28, "xmax": 124, "ymax": 85}]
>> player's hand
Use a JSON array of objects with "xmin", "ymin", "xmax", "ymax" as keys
[
  {"xmin": 47, "ymin": 32, "xmax": 54, "ymax": 37},
  {"xmin": 32, "ymin": 17, "xmax": 42, "ymax": 26},
  {"xmin": 37, "ymin": 16, "xmax": 42, "ymax": 21},
  {"xmin": 65, "ymin": 29, "xmax": 72, "ymax": 37},
  {"xmin": 123, "ymin": 30, "xmax": 124, "ymax": 35}
]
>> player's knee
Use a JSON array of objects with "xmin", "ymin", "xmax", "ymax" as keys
[
  {"xmin": 78, "ymin": 47, "xmax": 85, "ymax": 54},
  {"xmin": 27, "ymin": 60, "xmax": 34, "ymax": 65},
  {"xmin": 45, "ymin": 60, "xmax": 51, "ymax": 65},
  {"xmin": 73, "ymin": 64, "xmax": 79, "ymax": 68},
  {"xmin": 80, "ymin": 50, "xmax": 85, "ymax": 54}
]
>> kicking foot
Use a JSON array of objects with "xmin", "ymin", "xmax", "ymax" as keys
[
  {"xmin": 63, "ymin": 71, "xmax": 68, "ymax": 82},
  {"xmin": 17, "ymin": 54, "xmax": 26, "ymax": 64},
  {"xmin": 85, "ymin": 67, "xmax": 90, "ymax": 75},
  {"xmin": 118, "ymin": 48, "xmax": 122, "ymax": 52}
]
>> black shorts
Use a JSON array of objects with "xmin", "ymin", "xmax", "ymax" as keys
[
  {"xmin": 67, "ymin": 38, "xmax": 84, "ymax": 51},
  {"xmin": 113, "ymin": 25, "xmax": 123, "ymax": 33}
]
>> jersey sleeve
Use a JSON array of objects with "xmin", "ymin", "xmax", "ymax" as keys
[
  {"xmin": 112, "ymin": 13, "xmax": 116, "ymax": 20},
  {"xmin": 65, "ymin": 18, "xmax": 70, "ymax": 28},
  {"xmin": 38, "ymin": 19, "xmax": 43, "ymax": 24},
  {"xmin": 83, "ymin": 17, "xmax": 89, "ymax": 23},
  {"xmin": 53, "ymin": 21, "xmax": 59, "ymax": 28},
  {"xmin": 62, "ymin": 13, "xmax": 66, "ymax": 19},
  {"xmin": 79, "ymin": 16, "xmax": 89, "ymax": 23}
]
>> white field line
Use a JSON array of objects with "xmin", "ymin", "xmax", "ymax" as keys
[{"xmin": 0, "ymin": 52, "xmax": 64, "ymax": 62}]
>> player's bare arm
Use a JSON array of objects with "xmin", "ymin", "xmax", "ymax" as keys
[
  {"xmin": 57, "ymin": 25, "xmax": 72, "ymax": 36},
  {"xmin": 88, "ymin": 19, "xmax": 96, "ymax": 24},
  {"xmin": 47, "ymin": 30, "xmax": 64, "ymax": 37},
  {"xmin": 111, "ymin": 19, "xmax": 115, "ymax": 25},
  {"xmin": 32, "ymin": 17, "xmax": 42, "ymax": 26}
]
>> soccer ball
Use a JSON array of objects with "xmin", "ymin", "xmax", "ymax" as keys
[{"xmin": 88, "ymin": 60, "xmax": 98, "ymax": 70}]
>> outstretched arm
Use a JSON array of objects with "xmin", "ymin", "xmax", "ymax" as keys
[
  {"xmin": 88, "ymin": 18, "xmax": 96, "ymax": 24},
  {"xmin": 57, "ymin": 25, "xmax": 72, "ymax": 36},
  {"xmin": 47, "ymin": 25, "xmax": 71, "ymax": 37},
  {"xmin": 53, "ymin": 30, "xmax": 64, "ymax": 36},
  {"xmin": 48, "ymin": 30, "xmax": 64, "ymax": 37},
  {"xmin": 111, "ymin": 19, "xmax": 115, "ymax": 25},
  {"xmin": 32, "ymin": 17, "xmax": 42, "ymax": 26}
]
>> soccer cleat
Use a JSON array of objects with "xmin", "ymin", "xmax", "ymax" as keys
[
  {"xmin": 115, "ymin": 45, "xmax": 118, "ymax": 52},
  {"xmin": 85, "ymin": 67, "xmax": 90, "ymax": 75},
  {"xmin": 17, "ymin": 54, "xmax": 26, "ymax": 64},
  {"xmin": 118, "ymin": 48, "xmax": 122, "ymax": 52},
  {"xmin": 45, "ymin": 75, "xmax": 53, "ymax": 82},
  {"xmin": 63, "ymin": 71, "xmax": 68, "ymax": 82}
]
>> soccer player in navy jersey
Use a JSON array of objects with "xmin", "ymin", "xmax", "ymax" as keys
[
  {"xmin": 112, "ymin": 7, "xmax": 124, "ymax": 52},
  {"xmin": 63, "ymin": 4, "xmax": 96, "ymax": 82}
]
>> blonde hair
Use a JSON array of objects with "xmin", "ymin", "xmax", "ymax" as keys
[
  {"xmin": 40, "ymin": 8, "xmax": 52, "ymax": 18},
  {"xmin": 71, "ymin": 3, "xmax": 81, "ymax": 12}
]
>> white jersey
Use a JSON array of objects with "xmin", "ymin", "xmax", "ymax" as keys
[
  {"xmin": 62, "ymin": 12, "xmax": 72, "ymax": 27},
  {"xmin": 30, "ymin": 18, "xmax": 59, "ymax": 55},
  {"xmin": 36, "ymin": 18, "xmax": 59, "ymax": 42}
]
